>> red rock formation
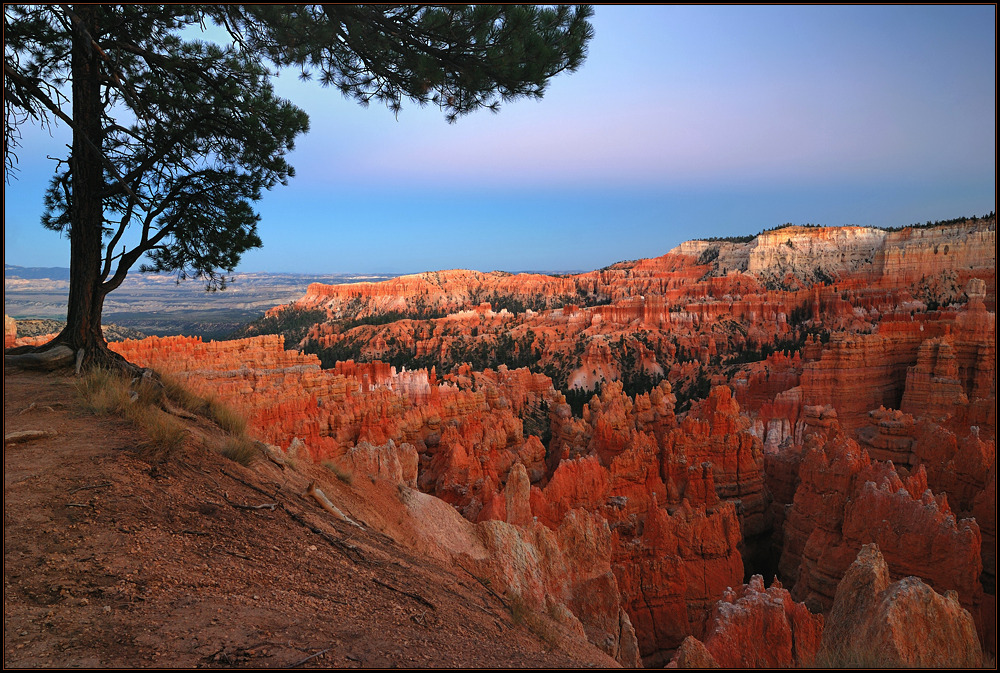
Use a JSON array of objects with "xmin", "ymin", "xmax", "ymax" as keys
[
  {"xmin": 690, "ymin": 575, "xmax": 823, "ymax": 668},
  {"xmin": 4, "ymin": 315, "xmax": 16, "ymax": 349},
  {"xmin": 780, "ymin": 433, "xmax": 983, "ymax": 623},
  {"xmin": 464, "ymin": 508, "xmax": 642, "ymax": 667},
  {"xmin": 973, "ymin": 466, "xmax": 996, "ymax": 655},
  {"xmin": 799, "ymin": 324, "xmax": 931, "ymax": 431},
  {"xmin": 820, "ymin": 543, "xmax": 983, "ymax": 667},
  {"xmin": 667, "ymin": 636, "xmax": 720, "ymax": 668},
  {"xmin": 331, "ymin": 440, "xmax": 418, "ymax": 487},
  {"xmin": 665, "ymin": 386, "xmax": 769, "ymax": 542},
  {"xmin": 97, "ymin": 216, "xmax": 995, "ymax": 666},
  {"xmin": 611, "ymin": 498, "xmax": 743, "ymax": 666}
]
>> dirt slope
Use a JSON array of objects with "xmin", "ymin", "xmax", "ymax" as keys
[{"xmin": 3, "ymin": 365, "xmax": 615, "ymax": 668}]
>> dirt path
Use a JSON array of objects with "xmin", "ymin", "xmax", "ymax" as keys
[{"xmin": 3, "ymin": 366, "xmax": 615, "ymax": 668}]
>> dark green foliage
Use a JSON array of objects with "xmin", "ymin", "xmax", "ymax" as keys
[
  {"xmin": 788, "ymin": 303, "xmax": 811, "ymax": 327},
  {"xmin": 228, "ymin": 306, "xmax": 326, "ymax": 343},
  {"xmin": 880, "ymin": 212, "xmax": 994, "ymax": 232},
  {"xmin": 673, "ymin": 368, "xmax": 712, "ymax": 414},
  {"xmin": 338, "ymin": 309, "xmax": 449, "ymax": 330},
  {"xmin": 699, "ymin": 234, "xmax": 755, "ymax": 244},
  {"xmin": 813, "ymin": 267, "xmax": 833, "ymax": 285},
  {"xmin": 620, "ymin": 368, "xmax": 664, "ymax": 400},
  {"xmin": 10, "ymin": 5, "xmax": 309, "ymax": 289},
  {"xmin": 219, "ymin": 5, "xmax": 594, "ymax": 123},
  {"xmin": 696, "ymin": 246, "xmax": 720, "ymax": 265},
  {"xmin": 521, "ymin": 398, "xmax": 551, "ymax": 445},
  {"xmin": 564, "ymin": 384, "xmax": 598, "ymax": 417},
  {"xmin": 724, "ymin": 326, "xmax": 830, "ymax": 366}
]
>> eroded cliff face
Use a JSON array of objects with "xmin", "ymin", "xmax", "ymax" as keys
[
  {"xmin": 676, "ymin": 219, "xmax": 995, "ymax": 295},
  {"xmin": 106, "ymin": 217, "xmax": 995, "ymax": 665}
]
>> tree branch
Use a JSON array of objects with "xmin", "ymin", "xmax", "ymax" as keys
[{"xmin": 3, "ymin": 60, "xmax": 146, "ymax": 207}]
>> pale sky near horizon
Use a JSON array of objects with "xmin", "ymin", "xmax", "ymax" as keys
[{"xmin": 4, "ymin": 5, "xmax": 996, "ymax": 275}]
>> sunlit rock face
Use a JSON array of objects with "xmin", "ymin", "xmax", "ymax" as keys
[
  {"xmin": 4, "ymin": 314, "xmax": 16, "ymax": 348},
  {"xmin": 108, "ymin": 217, "xmax": 995, "ymax": 663},
  {"xmin": 819, "ymin": 544, "xmax": 984, "ymax": 668},
  {"xmin": 678, "ymin": 574, "xmax": 824, "ymax": 669}
]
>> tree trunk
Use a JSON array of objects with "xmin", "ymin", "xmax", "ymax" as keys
[{"xmin": 51, "ymin": 5, "xmax": 117, "ymax": 368}]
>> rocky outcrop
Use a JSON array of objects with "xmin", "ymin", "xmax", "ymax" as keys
[
  {"xmin": 528, "ymin": 383, "xmax": 752, "ymax": 664},
  {"xmin": 611, "ymin": 498, "xmax": 743, "ymax": 666},
  {"xmin": 973, "ymin": 467, "xmax": 996, "ymax": 655},
  {"xmin": 693, "ymin": 575, "xmax": 823, "ymax": 668},
  {"xmin": 819, "ymin": 544, "xmax": 983, "ymax": 667},
  {"xmin": 331, "ymin": 440, "xmax": 418, "ymax": 487},
  {"xmin": 667, "ymin": 636, "xmax": 720, "ymax": 668},
  {"xmin": 666, "ymin": 387, "xmax": 770, "ymax": 543},
  {"xmin": 461, "ymin": 508, "xmax": 642, "ymax": 667},
  {"xmin": 748, "ymin": 225, "xmax": 889, "ymax": 281},
  {"xmin": 798, "ymin": 324, "xmax": 928, "ymax": 430}
]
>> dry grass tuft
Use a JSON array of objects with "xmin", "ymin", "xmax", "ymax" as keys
[
  {"xmin": 206, "ymin": 398, "xmax": 247, "ymax": 436},
  {"xmin": 815, "ymin": 643, "xmax": 905, "ymax": 668},
  {"xmin": 322, "ymin": 460, "xmax": 353, "ymax": 484},
  {"xmin": 76, "ymin": 368, "xmax": 132, "ymax": 415},
  {"xmin": 160, "ymin": 375, "xmax": 246, "ymax": 435},
  {"xmin": 77, "ymin": 368, "xmax": 185, "ymax": 459},
  {"xmin": 79, "ymin": 368, "xmax": 257, "ymax": 466},
  {"xmin": 161, "ymin": 374, "xmax": 208, "ymax": 414},
  {"xmin": 220, "ymin": 436, "xmax": 259, "ymax": 467},
  {"xmin": 132, "ymin": 407, "xmax": 187, "ymax": 458}
]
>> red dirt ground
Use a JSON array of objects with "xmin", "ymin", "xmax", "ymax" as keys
[{"xmin": 3, "ymin": 365, "xmax": 616, "ymax": 668}]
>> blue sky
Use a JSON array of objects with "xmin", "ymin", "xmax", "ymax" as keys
[{"xmin": 4, "ymin": 5, "xmax": 996, "ymax": 274}]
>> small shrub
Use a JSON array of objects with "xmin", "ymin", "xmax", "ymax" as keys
[{"xmin": 509, "ymin": 591, "xmax": 529, "ymax": 626}]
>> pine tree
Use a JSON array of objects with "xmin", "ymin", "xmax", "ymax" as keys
[{"xmin": 4, "ymin": 4, "xmax": 594, "ymax": 370}]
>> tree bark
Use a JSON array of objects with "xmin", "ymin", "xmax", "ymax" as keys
[{"xmin": 52, "ymin": 5, "xmax": 116, "ymax": 368}]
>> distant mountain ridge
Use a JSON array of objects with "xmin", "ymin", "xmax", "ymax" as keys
[{"xmin": 5, "ymin": 264, "xmax": 71, "ymax": 280}]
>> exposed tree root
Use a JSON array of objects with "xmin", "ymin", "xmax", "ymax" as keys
[
  {"xmin": 306, "ymin": 481, "xmax": 362, "ymax": 528},
  {"xmin": 4, "ymin": 345, "xmax": 75, "ymax": 370},
  {"xmin": 5, "ymin": 338, "xmax": 158, "ymax": 388},
  {"xmin": 4, "ymin": 430, "xmax": 59, "ymax": 445}
]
